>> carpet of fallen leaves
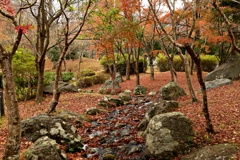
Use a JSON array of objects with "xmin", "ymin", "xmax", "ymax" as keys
[{"xmin": 0, "ymin": 71, "xmax": 240, "ymax": 159}]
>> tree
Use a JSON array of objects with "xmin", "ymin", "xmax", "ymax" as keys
[
  {"xmin": 47, "ymin": 0, "xmax": 94, "ymax": 114},
  {"xmin": 25, "ymin": 0, "xmax": 67, "ymax": 102},
  {"xmin": 148, "ymin": 0, "xmax": 214, "ymax": 133},
  {"xmin": 91, "ymin": 4, "xmax": 122, "ymax": 93},
  {"xmin": 0, "ymin": 1, "xmax": 34, "ymax": 159},
  {"xmin": 119, "ymin": 0, "xmax": 143, "ymax": 86},
  {"xmin": 211, "ymin": 0, "xmax": 240, "ymax": 54}
]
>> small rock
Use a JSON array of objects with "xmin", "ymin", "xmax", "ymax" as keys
[{"xmin": 85, "ymin": 107, "xmax": 101, "ymax": 115}]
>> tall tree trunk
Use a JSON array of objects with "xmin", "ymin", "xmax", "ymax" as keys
[
  {"xmin": 186, "ymin": 45, "xmax": 214, "ymax": 133},
  {"xmin": 135, "ymin": 58, "xmax": 140, "ymax": 86},
  {"xmin": 36, "ymin": 59, "xmax": 45, "ymax": 102},
  {"xmin": 149, "ymin": 56, "xmax": 154, "ymax": 80},
  {"xmin": 180, "ymin": 53, "xmax": 197, "ymax": 102},
  {"xmin": 2, "ymin": 57, "xmax": 21, "ymax": 160},
  {"xmin": 109, "ymin": 63, "xmax": 117, "ymax": 94},
  {"xmin": 63, "ymin": 57, "xmax": 67, "ymax": 72},
  {"xmin": 47, "ymin": 61, "xmax": 62, "ymax": 114},
  {"xmin": 125, "ymin": 58, "xmax": 131, "ymax": 80},
  {"xmin": 166, "ymin": 54, "xmax": 177, "ymax": 83},
  {"xmin": 78, "ymin": 52, "xmax": 83, "ymax": 72}
]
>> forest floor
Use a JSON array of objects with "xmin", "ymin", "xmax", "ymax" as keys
[{"xmin": 0, "ymin": 59, "xmax": 240, "ymax": 159}]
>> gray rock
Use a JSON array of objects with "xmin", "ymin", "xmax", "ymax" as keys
[
  {"xmin": 24, "ymin": 136, "xmax": 66, "ymax": 160},
  {"xmin": 85, "ymin": 107, "xmax": 102, "ymax": 115},
  {"xmin": 43, "ymin": 81, "xmax": 78, "ymax": 94},
  {"xmin": 115, "ymin": 72, "xmax": 123, "ymax": 83},
  {"xmin": 145, "ymin": 100, "xmax": 179, "ymax": 121},
  {"xmin": 21, "ymin": 113, "xmax": 83, "ymax": 152},
  {"xmin": 138, "ymin": 100, "xmax": 179, "ymax": 135},
  {"xmin": 98, "ymin": 96, "xmax": 124, "ymax": 108},
  {"xmin": 98, "ymin": 80, "xmax": 121, "ymax": 94},
  {"xmin": 204, "ymin": 54, "xmax": 240, "ymax": 81},
  {"xmin": 118, "ymin": 92, "xmax": 132, "ymax": 102},
  {"xmin": 181, "ymin": 143, "xmax": 238, "ymax": 160},
  {"xmin": 134, "ymin": 85, "xmax": 147, "ymax": 95},
  {"xmin": 143, "ymin": 112, "xmax": 194, "ymax": 159},
  {"xmin": 204, "ymin": 78, "xmax": 232, "ymax": 90},
  {"xmin": 148, "ymin": 92, "xmax": 157, "ymax": 96},
  {"xmin": 86, "ymin": 89, "xmax": 94, "ymax": 93},
  {"xmin": 160, "ymin": 82, "xmax": 186, "ymax": 100}
]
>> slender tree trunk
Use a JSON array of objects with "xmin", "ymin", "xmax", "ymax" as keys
[
  {"xmin": 125, "ymin": 59, "xmax": 131, "ymax": 80},
  {"xmin": 47, "ymin": 70, "xmax": 61, "ymax": 114},
  {"xmin": 109, "ymin": 63, "xmax": 117, "ymax": 94},
  {"xmin": 78, "ymin": 52, "xmax": 83, "ymax": 72},
  {"xmin": 149, "ymin": 56, "xmax": 154, "ymax": 80},
  {"xmin": 63, "ymin": 57, "xmax": 67, "ymax": 71},
  {"xmin": 36, "ymin": 59, "xmax": 45, "ymax": 102},
  {"xmin": 180, "ymin": 53, "xmax": 197, "ymax": 102},
  {"xmin": 2, "ymin": 57, "xmax": 21, "ymax": 160},
  {"xmin": 166, "ymin": 54, "xmax": 177, "ymax": 83},
  {"xmin": 186, "ymin": 45, "xmax": 214, "ymax": 133},
  {"xmin": 135, "ymin": 58, "xmax": 140, "ymax": 86},
  {"xmin": 190, "ymin": 58, "xmax": 194, "ymax": 75}
]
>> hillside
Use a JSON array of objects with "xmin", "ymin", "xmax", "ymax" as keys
[{"xmin": 45, "ymin": 57, "xmax": 104, "ymax": 73}]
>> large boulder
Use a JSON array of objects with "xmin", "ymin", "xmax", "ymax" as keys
[
  {"xmin": 204, "ymin": 78, "xmax": 232, "ymax": 90},
  {"xmin": 138, "ymin": 100, "xmax": 179, "ymax": 135},
  {"xmin": 43, "ymin": 81, "xmax": 78, "ymax": 94},
  {"xmin": 24, "ymin": 136, "xmax": 66, "ymax": 160},
  {"xmin": 204, "ymin": 54, "xmax": 240, "ymax": 81},
  {"xmin": 98, "ymin": 80, "xmax": 121, "ymax": 94},
  {"xmin": 160, "ymin": 82, "xmax": 186, "ymax": 100},
  {"xmin": 143, "ymin": 112, "xmax": 194, "ymax": 159},
  {"xmin": 181, "ymin": 143, "xmax": 238, "ymax": 160},
  {"xmin": 21, "ymin": 113, "xmax": 83, "ymax": 152}
]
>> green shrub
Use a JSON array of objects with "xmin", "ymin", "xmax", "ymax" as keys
[
  {"xmin": 81, "ymin": 70, "xmax": 96, "ymax": 77},
  {"xmin": 13, "ymin": 48, "xmax": 38, "ymax": 100},
  {"xmin": 44, "ymin": 72, "xmax": 55, "ymax": 85},
  {"xmin": 74, "ymin": 69, "xmax": 96, "ymax": 80},
  {"xmin": 156, "ymin": 54, "xmax": 218, "ymax": 72},
  {"xmin": 77, "ymin": 76, "xmax": 93, "ymax": 88},
  {"xmin": 156, "ymin": 54, "xmax": 171, "ymax": 72},
  {"xmin": 173, "ymin": 56, "xmax": 185, "ymax": 72},
  {"xmin": 44, "ymin": 72, "xmax": 74, "ymax": 84},
  {"xmin": 200, "ymin": 55, "xmax": 218, "ymax": 72},
  {"xmin": 62, "ymin": 72, "xmax": 74, "ymax": 82},
  {"xmin": 76, "ymin": 74, "xmax": 109, "ymax": 88}
]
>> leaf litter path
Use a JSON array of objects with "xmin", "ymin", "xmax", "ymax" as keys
[{"xmin": 0, "ymin": 72, "xmax": 240, "ymax": 159}]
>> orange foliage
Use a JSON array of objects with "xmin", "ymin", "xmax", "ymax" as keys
[
  {"xmin": 120, "ymin": 0, "xmax": 140, "ymax": 20},
  {"xmin": 176, "ymin": 37, "xmax": 192, "ymax": 45}
]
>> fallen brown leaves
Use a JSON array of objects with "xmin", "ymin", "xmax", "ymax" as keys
[{"xmin": 0, "ymin": 71, "xmax": 240, "ymax": 159}]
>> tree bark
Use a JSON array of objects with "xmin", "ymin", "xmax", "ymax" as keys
[
  {"xmin": 108, "ymin": 63, "xmax": 117, "ymax": 94},
  {"xmin": 125, "ymin": 55, "xmax": 131, "ymax": 80},
  {"xmin": 135, "ymin": 48, "xmax": 140, "ymax": 86},
  {"xmin": 47, "ymin": 62, "xmax": 62, "ymax": 114},
  {"xmin": 148, "ymin": 55, "xmax": 154, "ymax": 80},
  {"xmin": 180, "ymin": 53, "xmax": 197, "ymax": 102},
  {"xmin": 185, "ymin": 45, "xmax": 214, "ymax": 133},
  {"xmin": 36, "ymin": 59, "xmax": 45, "ymax": 102},
  {"xmin": 1, "ymin": 57, "xmax": 21, "ymax": 160}
]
